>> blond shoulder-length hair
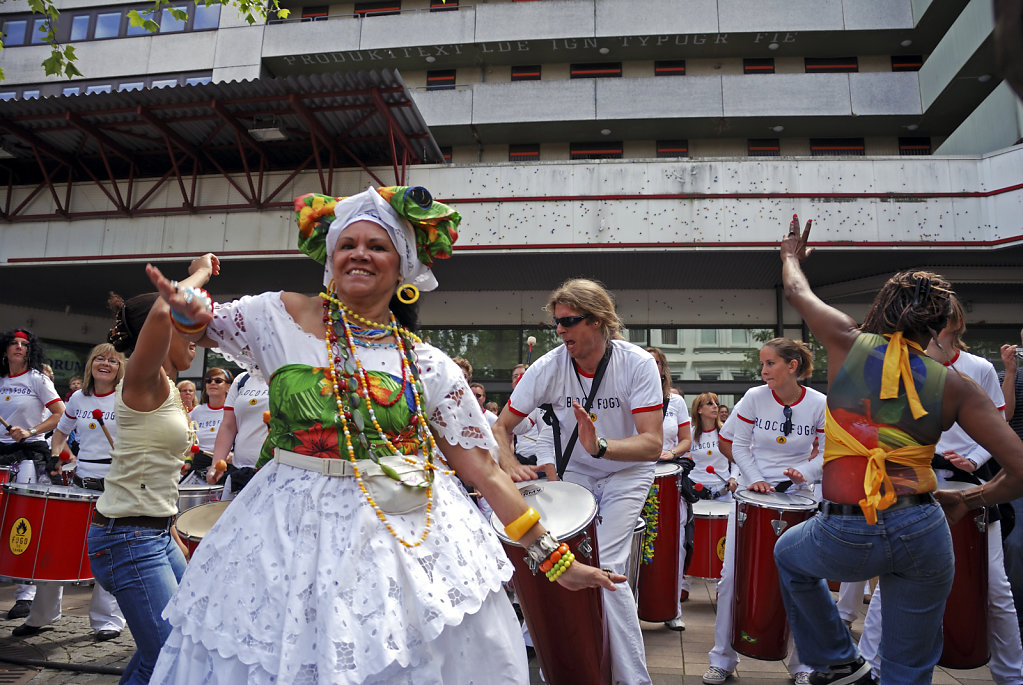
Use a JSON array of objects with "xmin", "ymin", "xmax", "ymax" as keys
[
  {"xmin": 82, "ymin": 343, "xmax": 125, "ymax": 395},
  {"xmin": 545, "ymin": 278, "xmax": 624, "ymax": 344}
]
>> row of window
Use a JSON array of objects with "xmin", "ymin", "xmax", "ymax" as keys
[
  {"xmin": 438, "ymin": 137, "xmax": 932, "ymax": 163},
  {"xmin": 0, "ymin": 73, "xmax": 212, "ymax": 101},
  {"xmin": 1, "ymin": 4, "xmax": 221, "ymax": 46}
]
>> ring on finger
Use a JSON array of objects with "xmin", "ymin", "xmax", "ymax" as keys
[{"xmin": 170, "ymin": 280, "xmax": 179, "ymax": 293}]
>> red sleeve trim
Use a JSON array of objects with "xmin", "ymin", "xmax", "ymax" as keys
[
  {"xmin": 738, "ymin": 414, "xmax": 755, "ymax": 424},
  {"xmin": 632, "ymin": 404, "xmax": 663, "ymax": 414},
  {"xmin": 45, "ymin": 398, "xmax": 62, "ymax": 408},
  {"xmin": 507, "ymin": 405, "xmax": 528, "ymax": 417},
  {"xmin": 678, "ymin": 420, "xmax": 691, "ymax": 427},
  {"xmin": 997, "ymin": 403, "xmax": 1006, "ymax": 411},
  {"xmin": 719, "ymin": 436, "xmax": 733, "ymax": 444},
  {"xmin": 224, "ymin": 406, "xmax": 236, "ymax": 412}
]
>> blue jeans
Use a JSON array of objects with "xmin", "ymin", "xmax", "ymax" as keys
[
  {"xmin": 774, "ymin": 502, "xmax": 954, "ymax": 685},
  {"xmin": 88, "ymin": 520, "xmax": 186, "ymax": 685}
]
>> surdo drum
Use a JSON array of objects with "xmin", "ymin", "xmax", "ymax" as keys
[
  {"xmin": 636, "ymin": 461, "xmax": 683, "ymax": 622},
  {"xmin": 492, "ymin": 480, "xmax": 610, "ymax": 685},
  {"xmin": 177, "ymin": 483, "xmax": 223, "ymax": 513},
  {"xmin": 689, "ymin": 499, "xmax": 730, "ymax": 580},
  {"xmin": 175, "ymin": 500, "xmax": 230, "ymax": 559}
]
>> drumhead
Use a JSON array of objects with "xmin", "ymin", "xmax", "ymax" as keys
[
  {"xmin": 490, "ymin": 480, "xmax": 598, "ymax": 547},
  {"xmin": 0, "ymin": 481, "xmax": 99, "ymax": 501},
  {"xmin": 178, "ymin": 484, "xmax": 223, "ymax": 494},
  {"xmin": 734, "ymin": 489, "xmax": 815, "ymax": 511},
  {"xmin": 693, "ymin": 500, "xmax": 732, "ymax": 517},
  {"xmin": 175, "ymin": 500, "xmax": 230, "ymax": 541},
  {"xmin": 654, "ymin": 462, "xmax": 683, "ymax": 478}
]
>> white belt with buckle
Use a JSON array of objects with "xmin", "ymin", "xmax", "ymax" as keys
[{"xmin": 274, "ymin": 448, "xmax": 356, "ymax": 477}]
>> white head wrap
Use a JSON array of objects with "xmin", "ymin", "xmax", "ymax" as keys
[{"xmin": 323, "ymin": 186, "xmax": 438, "ymax": 292}]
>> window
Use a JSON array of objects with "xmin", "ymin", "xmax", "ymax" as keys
[
  {"xmin": 118, "ymin": 82, "xmax": 145, "ymax": 92},
  {"xmin": 3, "ymin": 20, "xmax": 28, "ymax": 46},
  {"xmin": 810, "ymin": 138, "xmax": 865, "ymax": 156},
  {"xmin": 899, "ymin": 137, "xmax": 931, "ymax": 156},
  {"xmin": 186, "ymin": 76, "xmax": 212, "ymax": 86},
  {"xmin": 430, "ymin": 0, "xmax": 458, "ymax": 10},
  {"xmin": 509, "ymin": 144, "xmax": 540, "ymax": 162},
  {"xmin": 426, "ymin": 69, "xmax": 456, "ymax": 91},
  {"xmin": 94, "ymin": 12, "xmax": 121, "ymax": 39},
  {"xmin": 160, "ymin": 6, "xmax": 187, "ymax": 32},
  {"xmin": 731, "ymin": 329, "xmax": 749, "ymax": 345},
  {"xmin": 63, "ymin": 86, "xmax": 81, "ymax": 96},
  {"xmin": 661, "ymin": 329, "xmax": 678, "ymax": 346},
  {"xmin": 301, "ymin": 6, "xmax": 328, "ymax": 21},
  {"xmin": 699, "ymin": 372, "xmax": 721, "ymax": 382},
  {"xmin": 151, "ymin": 78, "xmax": 178, "ymax": 89},
  {"xmin": 193, "ymin": 4, "xmax": 221, "ymax": 30},
  {"xmin": 570, "ymin": 141, "xmax": 623, "ymax": 160},
  {"xmin": 30, "ymin": 18, "xmax": 50, "ymax": 44},
  {"xmin": 22, "ymin": 89, "xmax": 40, "ymax": 99},
  {"xmin": 654, "ymin": 60, "xmax": 686, "ymax": 76},
  {"xmin": 743, "ymin": 58, "xmax": 774, "ymax": 74},
  {"xmin": 86, "ymin": 84, "xmax": 113, "ymax": 94},
  {"xmin": 126, "ymin": 10, "xmax": 154, "ymax": 36},
  {"xmin": 354, "ymin": 1, "xmax": 401, "ymax": 17},
  {"xmin": 656, "ymin": 140, "xmax": 688, "ymax": 158},
  {"xmin": 627, "ymin": 328, "xmax": 648, "ymax": 345},
  {"xmin": 0, "ymin": 92, "xmax": 17, "ymax": 101},
  {"xmin": 70, "ymin": 15, "xmax": 91, "ymax": 41},
  {"xmin": 511, "ymin": 65, "xmax": 541, "ymax": 82},
  {"xmin": 700, "ymin": 329, "xmax": 718, "ymax": 345},
  {"xmin": 891, "ymin": 55, "xmax": 923, "ymax": 72},
  {"xmin": 570, "ymin": 62, "xmax": 622, "ymax": 79},
  {"xmin": 804, "ymin": 57, "xmax": 858, "ymax": 73},
  {"xmin": 748, "ymin": 138, "xmax": 780, "ymax": 157}
]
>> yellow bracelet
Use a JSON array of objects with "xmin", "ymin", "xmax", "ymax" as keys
[{"xmin": 505, "ymin": 507, "xmax": 540, "ymax": 542}]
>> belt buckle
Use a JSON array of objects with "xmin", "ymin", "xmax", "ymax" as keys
[{"xmin": 320, "ymin": 458, "xmax": 348, "ymax": 477}]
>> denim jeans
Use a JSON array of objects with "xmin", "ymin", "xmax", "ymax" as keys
[
  {"xmin": 88, "ymin": 520, "xmax": 186, "ymax": 685},
  {"xmin": 774, "ymin": 501, "xmax": 954, "ymax": 685}
]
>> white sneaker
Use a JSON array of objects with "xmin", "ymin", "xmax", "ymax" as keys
[
  {"xmin": 794, "ymin": 672, "xmax": 812, "ymax": 685},
  {"xmin": 703, "ymin": 666, "xmax": 732, "ymax": 684},
  {"xmin": 664, "ymin": 616, "xmax": 686, "ymax": 631}
]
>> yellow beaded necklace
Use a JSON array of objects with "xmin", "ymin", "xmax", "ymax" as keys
[{"xmin": 321, "ymin": 291, "xmax": 446, "ymax": 548}]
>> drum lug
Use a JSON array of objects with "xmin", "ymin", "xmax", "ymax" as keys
[
  {"xmin": 771, "ymin": 519, "xmax": 789, "ymax": 537},
  {"xmin": 974, "ymin": 513, "xmax": 988, "ymax": 533},
  {"xmin": 737, "ymin": 510, "xmax": 746, "ymax": 528},
  {"xmin": 577, "ymin": 533, "xmax": 594, "ymax": 560}
]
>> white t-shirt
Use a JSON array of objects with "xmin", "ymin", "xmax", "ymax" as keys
[
  {"xmin": 223, "ymin": 372, "xmax": 270, "ymax": 468},
  {"xmin": 483, "ymin": 409, "xmax": 499, "ymax": 428},
  {"xmin": 190, "ymin": 403, "xmax": 226, "ymax": 453},
  {"xmin": 0, "ymin": 369, "xmax": 60, "ymax": 446},
  {"xmin": 690, "ymin": 427, "xmax": 731, "ymax": 489},
  {"xmin": 57, "ymin": 389, "xmax": 117, "ymax": 480},
  {"xmin": 935, "ymin": 349, "xmax": 1007, "ymax": 473},
  {"xmin": 507, "ymin": 339, "xmax": 662, "ymax": 476},
  {"xmin": 661, "ymin": 393, "xmax": 691, "ymax": 451},
  {"xmin": 511, "ymin": 408, "xmax": 556, "ymax": 467},
  {"xmin": 729, "ymin": 384, "xmax": 826, "ymax": 488}
]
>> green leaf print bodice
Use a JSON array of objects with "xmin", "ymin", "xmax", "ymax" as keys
[{"xmin": 256, "ymin": 363, "xmax": 421, "ymax": 468}]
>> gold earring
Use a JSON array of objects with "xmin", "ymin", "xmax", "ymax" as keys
[{"xmin": 396, "ymin": 284, "xmax": 420, "ymax": 304}]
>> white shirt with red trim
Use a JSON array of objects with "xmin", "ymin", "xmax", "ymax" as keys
[
  {"xmin": 224, "ymin": 372, "xmax": 270, "ymax": 468},
  {"xmin": 729, "ymin": 384, "xmax": 826, "ymax": 487},
  {"xmin": 690, "ymin": 427, "xmax": 731, "ymax": 489},
  {"xmin": 190, "ymin": 403, "xmax": 226, "ymax": 453},
  {"xmin": 936, "ymin": 349, "xmax": 1006, "ymax": 470},
  {"xmin": 507, "ymin": 339, "xmax": 662, "ymax": 476},
  {"xmin": 57, "ymin": 389, "xmax": 117, "ymax": 480},
  {"xmin": 0, "ymin": 369, "xmax": 60, "ymax": 445},
  {"xmin": 661, "ymin": 393, "xmax": 691, "ymax": 451}
]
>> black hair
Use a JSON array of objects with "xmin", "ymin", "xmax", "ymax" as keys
[
  {"xmin": 1, "ymin": 328, "xmax": 45, "ymax": 376},
  {"xmin": 107, "ymin": 292, "xmax": 160, "ymax": 354},
  {"xmin": 390, "ymin": 296, "xmax": 420, "ymax": 332},
  {"xmin": 860, "ymin": 270, "xmax": 953, "ymax": 341}
]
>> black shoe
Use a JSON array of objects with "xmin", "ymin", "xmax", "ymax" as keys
[
  {"xmin": 809, "ymin": 656, "xmax": 873, "ymax": 685},
  {"xmin": 12, "ymin": 623, "xmax": 45, "ymax": 637},
  {"xmin": 94, "ymin": 629, "xmax": 121, "ymax": 642},
  {"xmin": 6, "ymin": 599, "xmax": 32, "ymax": 620}
]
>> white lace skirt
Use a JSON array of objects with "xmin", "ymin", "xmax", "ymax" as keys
[{"xmin": 152, "ymin": 461, "xmax": 519, "ymax": 684}]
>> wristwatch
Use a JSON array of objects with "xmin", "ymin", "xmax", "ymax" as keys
[
  {"xmin": 29, "ymin": 428, "xmax": 38, "ymax": 436},
  {"xmin": 593, "ymin": 437, "xmax": 608, "ymax": 459}
]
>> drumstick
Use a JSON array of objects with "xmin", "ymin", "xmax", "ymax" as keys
[
  {"xmin": 705, "ymin": 465, "xmax": 730, "ymax": 485},
  {"xmin": 0, "ymin": 415, "xmax": 11, "ymax": 431},
  {"xmin": 91, "ymin": 409, "xmax": 115, "ymax": 449}
]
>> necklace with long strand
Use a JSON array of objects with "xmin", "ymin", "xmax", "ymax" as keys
[{"xmin": 320, "ymin": 291, "xmax": 446, "ymax": 548}]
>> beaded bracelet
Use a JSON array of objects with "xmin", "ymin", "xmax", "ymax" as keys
[
  {"xmin": 545, "ymin": 549, "xmax": 575, "ymax": 582},
  {"xmin": 505, "ymin": 506, "xmax": 540, "ymax": 542},
  {"xmin": 170, "ymin": 313, "xmax": 208, "ymax": 335}
]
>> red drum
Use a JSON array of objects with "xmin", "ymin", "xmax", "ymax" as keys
[
  {"xmin": 177, "ymin": 483, "xmax": 223, "ymax": 513},
  {"xmin": 689, "ymin": 500, "xmax": 730, "ymax": 580},
  {"xmin": 492, "ymin": 480, "xmax": 610, "ymax": 685},
  {"xmin": 637, "ymin": 462, "xmax": 683, "ymax": 621},
  {"xmin": 938, "ymin": 481, "xmax": 989, "ymax": 669},
  {"xmin": 626, "ymin": 516, "xmax": 645, "ymax": 603},
  {"xmin": 175, "ymin": 500, "xmax": 230, "ymax": 559},
  {"xmin": 731, "ymin": 490, "xmax": 817, "ymax": 660},
  {"xmin": 0, "ymin": 466, "xmax": 11, "ymax": 510},
  {"xmin": 0, "ymin": 482, "xmax": 98, "ymax": 584}
]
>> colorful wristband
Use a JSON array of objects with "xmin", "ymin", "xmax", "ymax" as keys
[{"xmin": 505, "ymin": 506, "xmax": 540, "ymax": 542}]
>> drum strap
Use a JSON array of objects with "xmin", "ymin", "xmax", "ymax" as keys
[{"xmin": 554, "ymin": 344, "xmax": 613, "ymax": 479}]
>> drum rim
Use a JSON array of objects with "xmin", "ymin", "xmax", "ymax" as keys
[
  {"xmin": 174, "ymin": 500, "xmax": 230, "ymax": 538},
  {"xmin": 733, "ymin": 489, "xmax": 816, "ymax": 510},
  {"xmin": 692, "ymin": 500, "xmax": 732, "ymax": 516},
  {"xmin": 936, "ymin": 481, "xmax": 973, "ymax": 492},
  {"xmin": 177, "ymin": 484, "xmax": 225, "ymax": 491},
  {"xmin": 653, "ymin": 461, "xmax": 684, "ymax": 477},
  {"xmin": 490, "ymin": 481, "xmax": 598, "ymax": 546},
  {"xmin": 1, "ymin": 482, "xmax": 100, "ymax": 501}
]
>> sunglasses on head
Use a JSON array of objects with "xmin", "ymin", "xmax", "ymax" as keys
[
  {"xmin": 205, "ymin": 377, "xmax": 227, "ymax": 384},
  {"xmin": 552, "ymin": 315, "xmax": 588, "ymax": 328},
  {"xmin": 782, "ymin": 405, "xmax": 793, "ymax": 436}
]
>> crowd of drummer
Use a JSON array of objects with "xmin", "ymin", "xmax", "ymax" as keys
[{"xmin": 3, "ymin": 309, "xmax": 1023, "ymax": 685}]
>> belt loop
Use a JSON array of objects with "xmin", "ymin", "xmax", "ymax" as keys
[{"xmin": 321, "ymin": 459, "xmax": 346, "ymax": 477}]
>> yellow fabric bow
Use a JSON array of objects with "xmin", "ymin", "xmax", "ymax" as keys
[{"xmin": 879, "ymin": 332, "xmax": 927, "ymax": 420}]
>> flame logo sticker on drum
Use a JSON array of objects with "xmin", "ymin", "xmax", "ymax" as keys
[
  {"xmin": 716, "ymin": 536, "xmax": 727, "ymax": 562},
  {"xmin": 776, "ymin": 436, "xmax": 787, "ymax": 444},
  {"xmin": 9, "ymin": 517, "xmax": 31, "ymax": 556}
]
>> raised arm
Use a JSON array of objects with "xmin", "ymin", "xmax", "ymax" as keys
[{"xmin": 780, "ymin": 214, "xmax": 859, "ymax": 382}]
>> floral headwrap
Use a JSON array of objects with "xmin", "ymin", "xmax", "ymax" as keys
[{"xmin": 294, "ymin": 186, "xmax": 460, "ymax": 291}]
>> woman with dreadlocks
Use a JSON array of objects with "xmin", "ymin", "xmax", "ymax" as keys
[{"xmin": 773, "ymin": 215, "xmax": 1023, "ymax": 685}]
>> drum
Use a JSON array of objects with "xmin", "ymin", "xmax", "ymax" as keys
[
  {"xmin": 0, "ymin": 466, "xmax": 10, "ymax": 510},
  {"xmin": 0, "ymin": 482, "xmax": 99, "ymax": 584},
  {"xmin": 636, "ymin": 462, "xmax": 683, "ymax": 621},
  {"xmin": 491, "ymin": 480, "xmax": 610, "ymax": 685},
  {"xmin": 731, "ymin": 490, "xmax": 817, "ymax": 660},
  {"xmin": 626, "ymin": 516, "xmax": 645, "ymax": 602},
  {"xmin": 177, "ymin": 483, "xmax": 223, "ymax": 513},
  {"xmin": 689, "ymin": 500, "xmax": 730, "ymax": 579},
  {"xmin": 175, "ymin": 500, "xmax": 230, "ymax": 559},
  {"xmin": 937, "ymin": 481, "xmax": 989, "ymax": 669}
]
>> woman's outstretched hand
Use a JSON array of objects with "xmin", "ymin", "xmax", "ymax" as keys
[
  {"xmin": 781, "ymin": 213, "xmax": 813, "ymax": 263},
  {"xmin": 146, "ymin": 253, "xmax": 220, "ymax": 330},
  {"xmin": 555, "ymin": 561, "xmax": 626, "ymax": 591}
]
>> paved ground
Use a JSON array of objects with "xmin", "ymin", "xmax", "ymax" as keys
[{"xmin": 0, "ymin": 579, "xmax": 1001, "ymax": 684}]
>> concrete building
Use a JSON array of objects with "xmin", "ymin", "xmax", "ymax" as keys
[{"xmin": 0, "ymin": 0, "xmax": 1020, "ymax": 400}]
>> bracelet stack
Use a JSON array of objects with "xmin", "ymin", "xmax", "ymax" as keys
[
  {"xmin": 504, "ymin": 506, "xmax": 540, "ymax": 542},
  {"xmin": 170, "ymin": 287, "xmax": 213, "ymax": 334},
  {"xmin": 540, "ymin": 542, "xmax": 575, "ymax": 582}
]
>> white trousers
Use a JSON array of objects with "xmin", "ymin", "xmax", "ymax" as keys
[
  {"xmin": 23, "ymin": 582, "xmax": 125, "ymax": 632},
  {"xmin": 565, "ymin": 465, "xmax": 655, "ymax": 685},
  {"xmin": 859, "ymin": 520, "xmax": 1023, "ymax": 684},
  {"xmin": 708, "ymin": 504, "xmax": 810, "ymax": 675},
  {"xmin": 837, "ymin": 581, "xmax": 868, "ymax": 623},
  {"xmin": 12, "ymin": 460, "xmax": 36, "ymax": 602}
]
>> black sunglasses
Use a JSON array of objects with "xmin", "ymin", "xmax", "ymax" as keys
[
  {"xmin": 205, "ymin": 378, "xmax": 227, "ymax": 384},
  {"xmin": 782, "ymin": 405, "xmax": 793, "ymax": 436},
  {"xmin": 552, "ymin": 315, "xmax": 588, "ymax": 328}
]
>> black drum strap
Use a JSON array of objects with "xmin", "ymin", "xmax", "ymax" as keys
[{"xmin": 556, "ymin": 344, "xmax": 613, "ymax": 479}]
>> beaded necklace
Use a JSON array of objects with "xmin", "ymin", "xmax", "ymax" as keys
[{"xmin": 320, "ymin": 291, "xmax": 444, "ymax": 548}]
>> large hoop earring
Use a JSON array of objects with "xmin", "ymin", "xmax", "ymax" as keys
[{"xmin": 396, "ymin": 284, "xmax": 420, "ymax": 305}]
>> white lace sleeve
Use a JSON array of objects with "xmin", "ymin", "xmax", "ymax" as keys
[
  {"xmin": 205, "ymin": 293, "xmax": 276, "ymax": 383},
  {"xmin": 416, "ymin": 344, "xmax": 498, "ymax": 454}
]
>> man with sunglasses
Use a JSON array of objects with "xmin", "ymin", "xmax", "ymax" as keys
[
  {"xmin": 470, "ymin": 381, "xmax": 498, "ymax": 428},
  {"xmin": 493, "ymin": 277, "xmax": 663, "ymax": 685}
]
